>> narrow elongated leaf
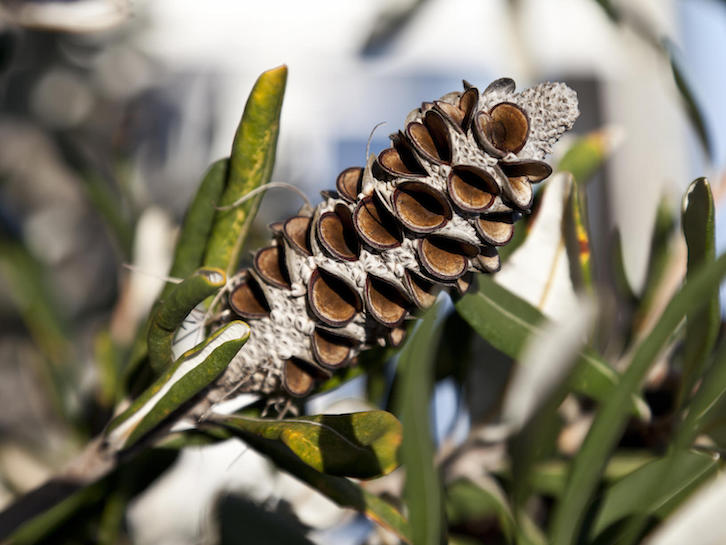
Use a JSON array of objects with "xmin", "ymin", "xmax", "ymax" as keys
[
  {"xmin": 611, "ymin": 229, "xmax": 637, "ymax": 302},
  {"xmin": 208, "ymin": 422, "xmax": 412, "ymax": 543},
  {"xmin": 362, "ymin": 346, "xmax": 396, "ymax": 406},
  {"xmin": 644, "ymin": 472, "xmax": 726, "ymax": 545},
  {"xmin": 550, "ymin": 250, "xmax": 726, "ymax": 545},
  {"xmin": 607, "ymin": 340, "xmax": 724, "ymax": 544},
  {"xmin": 106, "ymin": 321, "xmax": 249, "ymax": 450},
  {"xmin": 395, "ymin": 302, "xmax": 446, "ymax": 545},
  {"xmin": 435, "ymin": 311, "xmax": 474, "ymax": 383},
  {"xmin": 507, "ymin": 299, "xmax": 595, "ymax": 511},
  {"xmin": 0, "ymin": 239, "xmax": 77, "ymax": 426},
  {"xmin": 446, "ymin": 477, "xmax": 516, "ymax": 541},
  {"xmin": 204, "ymin": 65, "xmax": 287, "ymax": 275},
  {"xmin": 668, "ymin": 48, "xmax": 712, "ymax": 160},
  {"xmin": 502, "ymin": 298, "xmax": 594, "ymax": 433},
  {"xmin": 93, "ymin": 330, "xmax": 122, "ymax": 408},
  {"xmin": 97, "ymin": 475, "xmax": 132, "ymax": 545},
  {"xmin": 682, "ymin": 337, "xmax": 726, "ymax": 446},
  {"xmin": 53, "ymin": 135, "xmax": 135, "ymax": 258},
  {"xmin": 77, "ymin": 170, "xmax": 134, "ymax": 259},
  {"xmin": 588, "ymin": 450, "xmax": 718, "ymax": 541},
  {"xmin": 513, "ymin": 454, "xmax": 654, "ymax": 499},
  {"xmin": 455, "ymin": 275, "xmax": 649, "ymax": 419},
  {"xmin": 632, "ymin": 197, "xmax": 678, "ymax": 334},
  {"xmin": 212, "ymin": 410, "xmax": 402, "ymax": 479},
  {"xmin": 679, "ymin": 178, "xmax": 718, "ymax": 405},
  {"xmin": 608, "ymin": 182, "xmax": 719, "ymax": 544},
  {"xmin": 124, "ymin": 160, "xmax": 229, "ymax": 391},
  {"xmin": 1, "ymin": 448, "xmax": 178, "ymax": 544},
  {"xmin": 165, "ymin": 159, "xmax": 229, "ymax": 297},
  {"xmin": 147, "ymin": 267, "xmax": 226, "ymax": 374},
  {"xmin": 5, "ymin": 480, "xmax": 107, "ymax": 545}
]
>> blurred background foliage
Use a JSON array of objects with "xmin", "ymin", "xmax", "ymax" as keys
[{"xmin": 1, "ymin": 0, "xmax": 726, "ymax": 544}]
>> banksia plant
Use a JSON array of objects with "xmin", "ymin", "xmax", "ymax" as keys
[
  {"xmin": 202, "ymin": 77, "xmax": 579, "ymax": 405},
  {"xmin": 6, "ymin": 62, "xmax": 726, "ymax": 545}
]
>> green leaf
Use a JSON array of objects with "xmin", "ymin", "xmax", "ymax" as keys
[
  {"xmin": 206, "ymin": 422, "xmax": 412, "ymax": 542},
  {"xmin": 123, "ymin": 160, "xmax": 229, "ymax": 391},
  {"xmin": 212, "ymin": 410, "xmax": 402, "ymax": 479},
  {"xmin": 679, "ymin": 178, "xmax": 719, "ymax": 405},
  {"xmin": 587, "ymin": 450, "xmax": 718, "ymax": 542},
  {"xmin": 511, "ymin": 454, "xmax": 654, "ymax": 499},
  {"xmin": 675, "ymin": 336, "xmax": 726, "ymax": 449},
  {"xmin": 6, "ymin": 480, "xmax": 107, "ymax": 545},
  {"xmin": 395, "ymin": 302, "xmax": 446, "ymax": 545},
  {"xmin": 503, "ymin": 299, "xmax": 596, "ymax": 512},
  {"xmin": 610, "ymin": 229, "xmax": 637, "ymax": 303},
  {"xmin": 632, "ymin": 197, "xmax": 678, "ymax": 333},
  {"xmin": 93, "ymin": 329, "xmax": 122, "ymax": 409},
  {"xmin": 604, "ymin": 182, "xmax": 720, "ymax": 544},
  {"xmin": 641, "ymin": 467, "xmax": 726, "ymax": 545},
  {"xmin": 147, "ymin": 267, "xmax": 227, "ymax": 374},
  {"xmin": 549, "ymin": 250, "xmax": 726, "ymax": 545},
  {"xmin": 455, "ymin": 275, "xmax": 649, "ymax": 419},
  {"xmin": 0, "ymin": 238, "xmax": 79, "ymax": 429},
  {"xmin": 165, "ymin": 159, "xmax": 229, "ymax": 297},
  {"xmin": 2, "ymin": 448, "xmax": 178, "ymax": 544},
  {"xmin": 52, "ymin": 135, "xmax": 135, "ymax": 259},
  {"xmin": 362, "ymin": 346, "xmax": 396, "ymax": 406},
  {"xmin": 668, "ymin": 45, "xmax": 712, "ymax": 160},
  {"xmin": 434, "ymin": 310, "xmax": 474, "ymax": 383},
  {"xmin": 96, "ymin": 484, "xmax": 129, "ymax": 545},
  {"xmin": 106, "ymin": 321, "xmax": 249, "ymax": 450},
  {"xmin": 77, "ymin": 169, "xmax": 135, "ymax": 259},
  {"xmin": 446, "ymin": 477, "xmax": 516, "ymax": 542},
  {"xmin": 204, "ymin": 65, "xmax": 287, "ymax": 276},
  {"xmin": 557, "ymin": 127, "xmax": 621, "ymax": 186}
]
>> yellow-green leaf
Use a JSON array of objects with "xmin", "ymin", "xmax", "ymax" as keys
[
  {"xmin": 204, "ymin": 65, "xmax": 287, "ymax": 276},
  {"xmin": 147, "ymin": 267, "xmax": 226, "ymax": 374},
  {"xmin": 209, "ymin": 422, "xmax": 411, "ymax": 542},
  {"xmin": 213, "ymin": 410, "xmax": 402, "ymax": 479}
]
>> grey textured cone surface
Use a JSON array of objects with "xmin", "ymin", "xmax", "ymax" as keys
[{"xmin": 198, "ymin": 78, "xmax": 579, "ymax": 408}]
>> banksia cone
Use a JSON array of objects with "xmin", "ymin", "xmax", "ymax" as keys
[{"xmin": 204, "ymin": 78, "xmax": 579, "ymax": 405}]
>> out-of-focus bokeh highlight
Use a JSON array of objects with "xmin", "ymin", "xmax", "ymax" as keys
[{"xmin": 0, "ymin": 1, "xmax": 725, "ymax": 543}]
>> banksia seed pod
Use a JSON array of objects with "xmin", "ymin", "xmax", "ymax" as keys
[{"xmin": 203, "ymin": 78, "xmax": 579, "ymax": 406}]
